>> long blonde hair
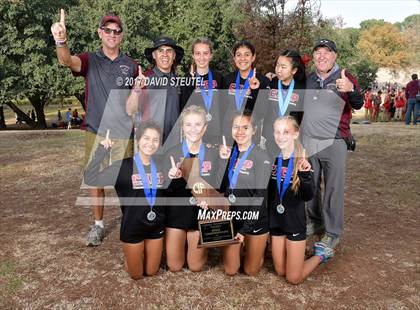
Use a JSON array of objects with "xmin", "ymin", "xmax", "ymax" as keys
[{"xmin": 273, "ymin": 116, "xmax": 306, "ymax": 193}]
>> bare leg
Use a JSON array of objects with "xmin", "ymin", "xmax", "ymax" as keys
[
  {"xmin": 122, "ymin": 242, "xmax": 144, "ymax": 280},
  {"xmin": 165, "ymin": 228, "xmax": 187, "ymax": 272},
  {"xmin": 285, "ymin": 239, "xmax": 322, "ymax": 285},
  {"xmin": 144, "ymin": 238, "xmax": 163, "ymax": 276},
  {"xmin": 186, "ymin": 230, "xmax": 207, "ymax": 272},
  {"xmin": 91, "ymin": 188, "xmax": 104, "ymax": 221},
  {"xmin": 271, "ymin": 235, "xmax": 287, "ymax": 276},
  {"xmin": 243, "ymin": 233, "xmax": 268, "ymax": 276},
  {"xmin": 223, "ymin": 243, "xmax": 241, "ymax": 276}
]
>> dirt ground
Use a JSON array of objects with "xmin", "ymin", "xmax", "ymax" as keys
[{"xmin": 0, "ymin": 123, "xmax": 419, "ymax": 309}]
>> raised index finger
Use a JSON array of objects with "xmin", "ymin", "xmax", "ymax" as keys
[
  {"xmin": 170, "ymin": 156, "xmax": 176, "ymax": 169},
  {"xmin": 60, "ymin": 9, "xmax": 65, "ymax": 24},
  {"xmin": 253, "ymin": 68, "xmax": 256, "ymax": 79},
  {"xmin": 138, "ymin": 65, "xmax": 142, "ymax": 76},
  {"xmin": 222, "ymin": 135, "xmax": 227, "ymax": 148}
]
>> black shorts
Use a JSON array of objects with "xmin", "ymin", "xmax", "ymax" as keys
[
  {"xmin": 234, "ymin": 218, "xmax": 269, "ymax": 236},
  {"xmin": 120, "ymin": 206, "xmax": 165, "ymax": 244},
  {"xmin": 120, "ymin": 227, "xmax": 164, "ymax": 244},
  {"xmin": 165, "ymin": 205, "xmax": 199, "ymax": 231},
  {"xmin": 270, "ymin": 227, "xmax": 306, "ymax": 241}
]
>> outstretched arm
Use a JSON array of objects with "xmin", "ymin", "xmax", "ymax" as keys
[{"xmin": 51, "ymin": 9, "xmax": 81, "ymax": 72}]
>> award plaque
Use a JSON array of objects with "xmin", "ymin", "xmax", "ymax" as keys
[{"xmin": 180, "ymin": 157, "xmax": 239, "ymax": 248}]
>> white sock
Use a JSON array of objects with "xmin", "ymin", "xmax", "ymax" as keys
[{"xmin": 95, "ymin": 220, "xmax": 104, "ymax": 229}]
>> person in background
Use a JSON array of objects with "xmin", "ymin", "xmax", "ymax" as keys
[{"xmin": 405, "ymin": 74, "xmax": 419, "ymax": 126}]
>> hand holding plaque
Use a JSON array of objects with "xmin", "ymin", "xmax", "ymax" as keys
[{"xmin": 180, "ymin": 156, "xmax": 238, "ymax": 248}]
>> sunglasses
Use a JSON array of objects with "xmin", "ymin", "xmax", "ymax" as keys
[{"xmin": 100, "ymin": 27, "xmax": 122, "ymax": 35}]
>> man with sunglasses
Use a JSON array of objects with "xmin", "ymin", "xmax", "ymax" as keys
[
  {"xmin": 51, "ymin": 10, "xmax": 138, "ymax": 246},
  {"xmin": 301, "ymin": 39, "xmax": 363, "ymax": 251}
]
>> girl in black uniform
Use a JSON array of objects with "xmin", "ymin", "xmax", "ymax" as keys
[
  {"xmin": 268, "ymin": 116, "xmax": 333, "ymax": 285},
  {"xmin": 165, "ymin": 105, "xmax": 218, "ymax": 272},
  {"xmin": 180, "ymin": 38, "xmax": 223, "ymax": 146},
  {"xmin": 84, "ymin": 121, "xmax": 166, "ymax": 280},
  {"xmin": 219, "ymin": 111, "xmax": 271, "ymax": 276},
  {"xmin": 222, "ymin": 41, "xmax": 270, "ymax": 144},
  {"xmin": 262, "ymin": 50, "xmax": 306, "ymax": 158}
]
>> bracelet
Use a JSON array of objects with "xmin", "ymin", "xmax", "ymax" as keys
[{"xmin": 55, "ymin": 39, "xmax": 67, "ymax": 47}]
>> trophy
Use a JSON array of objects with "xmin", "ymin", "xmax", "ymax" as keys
[{"xmin": 180, "ymin": 157, "xmax": 239, "ymax": 248}]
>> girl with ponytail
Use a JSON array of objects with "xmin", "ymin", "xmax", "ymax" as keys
[{"xmin": 268, "ymin": 116, "xmax": 334, "ymax": 285}]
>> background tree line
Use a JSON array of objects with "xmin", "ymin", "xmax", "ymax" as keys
[{"xmin": 0, "ymin": 0, "xmax": 418, "ymax": 129}]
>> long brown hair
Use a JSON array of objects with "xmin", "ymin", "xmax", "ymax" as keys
[{"xmin": 273, "ymin": 116, "xmax": 306, "ymax": 193}]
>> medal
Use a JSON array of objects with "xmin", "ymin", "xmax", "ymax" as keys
[
  {"xmin": 234, "ymin": 69, "xmax": 254, "ymax": 112},
  {"xmin": 199, "ymin": 70, "xmax": 214, "ymax": 119},
  {"xmin": 277, "ymin": 79, "xmax": 295, "ymax": 116},
  {"xmin": 134, "ymin": 153, "xmax": 158, "ymax": 222},
  {"xmin": 276, "ymin": 152, "xmax": 294, "ymax": 216},
  {"xmin": 189, "ymin": 196, "xmax": 197, "ymax": 205},
  {"xmin": 227, "ymin": 143, "xmax": 255, "ymax": 203},
  {"xmin": 276, "ymin": 204, "xmax": 285, "ymax": 214},
  {"xmin": 147, "ymin": 210, "xmax": 156, "ymax": 221}
]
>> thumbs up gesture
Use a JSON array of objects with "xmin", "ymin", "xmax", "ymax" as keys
[
  {"xmin": 134, "ymin": 65, "xmax": 148, "ymax": 91},
  {"xmin": 51, "ymin": 9, "xmax": 67, "ymax": 42},
  {"xmin": 336, "ymin": 69, "xmax": 354, "ymax": 93},
  {"xmin": 249, "ymin": 68, "xmax": 260, "ymax": 90}
]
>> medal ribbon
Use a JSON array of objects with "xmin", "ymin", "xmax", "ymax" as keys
[
  {"xmin": 182, "ymin": 140, "xmax": 205, "ymax": 176},
  {"xmin": 228, "ymin": 143, "xmax": 255, "ymax": 190},
  {"xmin": 276, "ymin": 152, "xmax": 294, "ymax": 203},
  {"xmin": 277, "ymin": 79, "xmax": 295, "ymax": 116},
  {"xmin": 235, "ymin": 69, "xmax": 254, "ymax": 112},
  {"xmin": 199, "ymin": 70, "xmax": 213, "ymax": 114},
  {"xmin": 134, "ymin": 153, "xmax": 157, "ymax": 208}
]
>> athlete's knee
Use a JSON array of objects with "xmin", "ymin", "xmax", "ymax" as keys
[
  {"xmin": 167, "ymin": 261, "xmax": 184, "ymax": 272},
  {"xmin": 128, "ymin": 271, "xmax": 143, "ymax": 280},
  {"xmin": 224, "ymin": 265, "xmax": 239, "ymax": 276},
  {"xmin": 244, "ymin": 264, "xmax": 260, "ymax": 276},
  {"xmin": 188, "ymin": 262, "xmax": 205, "ymax": 272},
  {"xmin": 286, "ymin": 273, "xmax": 303, "ymax": 285}
]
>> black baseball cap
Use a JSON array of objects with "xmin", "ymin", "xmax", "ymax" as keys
[
  {"xmin": 99, "ymin": 14, "xmax": 123, "ymax": 31},
  {"xmin": 313, "ymin": 39, "xmax": 337, "ymax": 53},
  {"xmin": 144, "ymin": 36, "xmax": 184, "ymax": 64}
]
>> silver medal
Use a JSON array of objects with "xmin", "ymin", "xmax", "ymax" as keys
[
  {"xmin": 206, "ymin": 113, "xmax": 212, "ymax": 122},
  {"xmin": 147, "ymin": 210, "xmax": 156, "ymax": 221},
  {"xmin": 189, "ymin": 196, "xmax": 197, "ymax": 205},
  {"xmin": 276, "ymin": 204, "xmax": 285, "ymax": 214},
  {"xmin": 228, "ymin": 193, "xmax": 236, "ymax": 204}
]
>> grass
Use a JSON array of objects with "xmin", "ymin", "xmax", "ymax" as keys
[
  {"xmin": 0, "ymin": 260, "xmax": 24, "ymax": 298},
  {"xmin": 0, "ymin": 123, "xmax": 419, "ymax": 309}
]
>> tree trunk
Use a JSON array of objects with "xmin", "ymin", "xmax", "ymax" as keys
[
  {"xmin": 6, "ymin": 101, "xmax": 36, "ymax": 128},
  {"xmin": 74, "ymin": 93, "xmax": 86, "ymax": 111},
  {"xmin": 0, "ymin": 105, "xmax": 6, "ymax": 129},
  {"xmin": 27, "ymin": 96, "xmax": 47, "ymax": 129}
]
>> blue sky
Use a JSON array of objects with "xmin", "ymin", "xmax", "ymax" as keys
[{"xmin": 287, "ymin": 0, "xmax": 420, "ymax": 28}]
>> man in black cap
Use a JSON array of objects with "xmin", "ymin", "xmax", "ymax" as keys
[
  {"xmin": 51, "ymin": 10, "xmax": 138, "ymax": 246},
  {"xmin": 301, "ymin": 38, "xmax": 363, "ymax": 250},
  {"xmin": 126, "ymin": 36, "xmax": 184, "ymax": 144}
]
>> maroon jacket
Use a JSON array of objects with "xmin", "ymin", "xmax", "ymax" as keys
[{"xmin": 405, "ymin": 79, "xmax": 419, "ymax": 99}]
